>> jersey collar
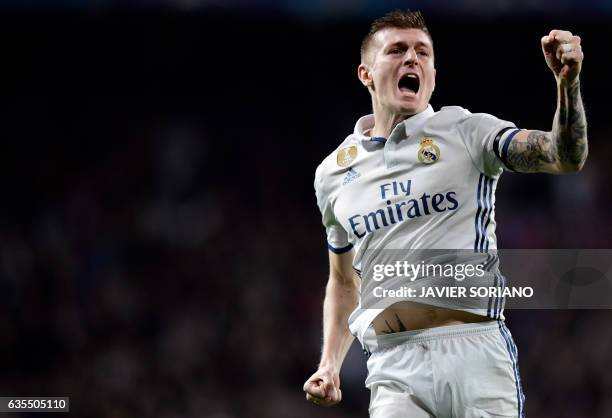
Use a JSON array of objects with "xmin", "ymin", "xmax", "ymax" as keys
[{"xmin": 354, "ymin": 105, "xmax": 435, "ymax": 143}]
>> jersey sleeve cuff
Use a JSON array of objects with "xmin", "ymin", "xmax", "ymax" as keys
[
  {"xmin": 327, "ymin": 243, "xmax": 354, "ymax": 254},
  {"xmin": 493, "ymin": 128, "xmax": 521, "ymax": 172}
]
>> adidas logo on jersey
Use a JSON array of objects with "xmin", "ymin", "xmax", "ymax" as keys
[{"xmin": 342, "ymin": 167, "xmax": 362, "ymax": 186}]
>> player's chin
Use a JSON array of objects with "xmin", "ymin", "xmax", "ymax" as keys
[
  {"xmin": 396, "ymin": 101, "xmax": 421, "ymax": 116},
  {"xmin": 394, "ymin": 94, "xmax": 420, "ymax": 109}
]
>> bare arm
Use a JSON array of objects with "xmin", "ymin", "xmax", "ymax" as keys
[
  {"xmin": 303, "ymin": 249, "xmax": 359, "ymax": 407},
  {"xmin": 505, "ymin": 30, "xmax": 588, "ymax": 174}
]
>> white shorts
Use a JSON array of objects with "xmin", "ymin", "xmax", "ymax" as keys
[{"xmin": 362, "ymin": 321, "xmax": 525, "ymax": 418}]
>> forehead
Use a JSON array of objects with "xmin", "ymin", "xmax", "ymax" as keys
[{"xmin": 373, "ymin": 28, "xmax": 433, "ymax": 50}]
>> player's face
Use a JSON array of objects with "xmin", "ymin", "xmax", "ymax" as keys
[{"xmin": 364, "ymin": 28, "xmax": 436, "ymax": 116}]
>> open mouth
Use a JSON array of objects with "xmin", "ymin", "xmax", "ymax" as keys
[{"xmin": 398, "ymin": 73, "xmax": 420, "ymax": 95}]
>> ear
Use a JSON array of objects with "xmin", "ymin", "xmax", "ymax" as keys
[{"xmin": 357, "ymin": 63, "xmax": 373, "ymax": 88}]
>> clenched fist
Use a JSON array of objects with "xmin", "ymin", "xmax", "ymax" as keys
[
  {"xmin": 303, "ymin": 366, "xmax": 342, "ymax": 407},
  {"xmin": 541, "ymin": 29, "xmax": 583, "ymax": 86}
]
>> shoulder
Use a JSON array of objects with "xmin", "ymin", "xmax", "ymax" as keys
[
  {"xmin": 437, "ymin": 105, "xmax": 472, "ymax": 119},
  {"xmin": 433, "ymin": 106, "xmax": 501, "ymax": 122},
  {"xmin": 432, "ymin": 106, "xmax": 510, "ymax": 134},
  {"xmin": 314, "ymin": 134, "xmax": 357, "ymax": 194},
  {"xmin": 423, "ymin": 106, "xmax": 472, "ymax": 131}
]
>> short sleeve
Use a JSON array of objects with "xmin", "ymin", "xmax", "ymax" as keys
[
  {"xmin": 314, "ymin": 164, "xmax": 353, "ymax": 254},
  {"xmin": 457, "ymin": 112, "xmax": 519, "ymax": 177}
]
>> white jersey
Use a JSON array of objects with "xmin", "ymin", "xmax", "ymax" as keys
[{"xmin": 314, "ymin": 105, "xmax": 520, "ymax": 342}]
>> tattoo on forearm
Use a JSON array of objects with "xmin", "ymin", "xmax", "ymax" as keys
[
  {"xmin": 382, "ymin": 313, "xmax": 408, "ymax": 334},
  {"xmin": 555, "ymin": 81, "xmax": 588, "ymax": 168},
  {"xmin": 507, "ymin": 81, "xmax": 588, "ymax": 173}
]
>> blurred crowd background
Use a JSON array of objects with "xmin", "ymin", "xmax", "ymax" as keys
[{"xmin": 0, "ymin": 2, "xmax": 611, "ymax": 417}]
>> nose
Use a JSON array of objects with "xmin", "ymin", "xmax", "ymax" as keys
[{"xmin": 403, "ymin": 48, "xmax": 418, "ymax": 66}]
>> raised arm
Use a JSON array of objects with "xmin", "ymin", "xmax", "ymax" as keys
[
  {"xmin": 303, "ymin": 249, "xmax": 359, "ymax": 407},
  {"xmin": 505, "ymin": 30, "xmax": 587, "ymax": 174}
]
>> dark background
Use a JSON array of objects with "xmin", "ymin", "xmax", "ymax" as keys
[{"xmin": 0, "ymin": 2, "xmax": 611, "ymax": 417}]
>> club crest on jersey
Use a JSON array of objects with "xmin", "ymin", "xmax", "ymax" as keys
[
  {"xmin": 418, "ymin": 138, "xmax": 440, "ymax": 164},
  {"xmin": 337, "ymin": 146, "xmax": 357, "ymax": 167}
]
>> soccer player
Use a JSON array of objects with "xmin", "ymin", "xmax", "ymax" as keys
[{"xmin": 303, "ymin": 10, "xmax": 587, "ymax": 418}]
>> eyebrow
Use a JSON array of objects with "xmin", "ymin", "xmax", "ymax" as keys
[{"xmin": 386, "ymin": 40, "xmax": 432, "ymax": 50}]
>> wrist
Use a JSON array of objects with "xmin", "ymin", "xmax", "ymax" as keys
[
  {"xmin": 557, "ymin": 77, "xmax": 580, "ymax": 89},
  {"xmin": 318, "ymin": 359, "xmax": 341, "ymax": 374}
]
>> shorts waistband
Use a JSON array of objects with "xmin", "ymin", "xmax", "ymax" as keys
[{"xmin": 375, "ymin": 320, "xmax": 502, "ymax": 349}]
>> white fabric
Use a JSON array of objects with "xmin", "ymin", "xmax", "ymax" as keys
[
  {"xmin": 365, "ymin": 321, "xmax": 523, "ymax": 418},
  {"xmin": 313, "ymin": 105, "xmax": 518, "ymax": 343}
]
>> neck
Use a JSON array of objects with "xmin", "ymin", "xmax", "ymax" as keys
[
  {"xmin": 369, "ymin": 102, "xmax": 425, "ymax": 138},
  {"xmin": 370, "ymin": 112, "xmax": 408, "ymax": 138}
]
